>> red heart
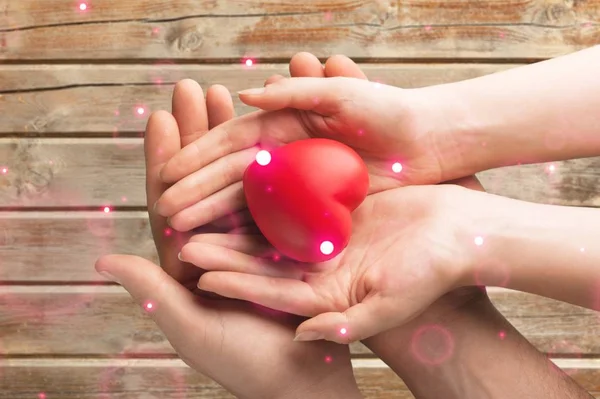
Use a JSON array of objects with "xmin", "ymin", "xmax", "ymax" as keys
[{"xmin": 243, "ymin": 138, "xmax": 369, "ymax": 263}]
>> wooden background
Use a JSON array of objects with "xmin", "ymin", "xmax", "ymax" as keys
[{"xmin": 1, "ymin": 0, "xmax": 599, "ymax": 397}]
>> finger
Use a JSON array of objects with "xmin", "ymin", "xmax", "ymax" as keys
[
  {"xmin": 95, "ymin": 254, "xmax": 199, "ymax": 325},
  {"xmin": 238, "ymin": 77, "xmax": 360, "ymax": 114},
  {"xmin": 188, "ymin": 233, "xmax": 273, "ymax": 256},
  {"xmin": 144, "ymin": 111, "xmax": 189, "ymax": 267},
  {"xmin": 209, "ymin": 207, "xmax": 254, "ymax": 230},
  {"xmin": 180, "ymin": 243, "xmax": 298, "ymax": 278},
  {"xmin": 167, "ymin": 182, "xmax": 246, "ymax": 232},
  {"xmin": 159, "ymin": 109, "xmax": 303, "ymax": 184},
  {"xmin": 172, "ymin": 79, "xmax": 209, "ymax": 147},
  {"xmin": 206, "ymin": 84, "xmax": 236, "ymax": 129},
  {"xmin": 264, "ymin": 74, "xmax": 286, "ymax": 86},
  {"xmin": 294, "ymin": 298, "xmax": 392, "ymax": 344},
  {"xmin": 289, "ymin": 52, "xmax": 325, "ymax": 78},
  {"xmin": 145, "ymin": 111, "xmax": 180, "ymax": 208},
  {"xmin": 156, "ymin": 147, "xmax": 258, "ymax": 217},
  {"xmin": 198, "ymin": 272, "xmax": 320, "ymax": 316},
  {"xmin": 324, "ymin": 55, "xmax": 368, "ymax": 80}
]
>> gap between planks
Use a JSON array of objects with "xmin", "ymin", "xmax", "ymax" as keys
[{"xmin": 1, "ymin": 357, "xmax": 598, "ymax": 370}]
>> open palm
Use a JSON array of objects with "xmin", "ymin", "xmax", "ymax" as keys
[{"xmin": 180, "ymin": 183, "xmax": 471, "ymax": 344}]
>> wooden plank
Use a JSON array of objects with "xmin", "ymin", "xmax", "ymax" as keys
[
  {"xmin": 0, "ymin": 64, "xmax": 517, "ymax": 134},
  {"xmin": 0, "ymin": 1, "xmax": 598, "ymax": 60},
  {"xmin": 0, "ymin": 286, "xmax": 598, "ymax": 357},
  {"xmin": 0, "ymin": 358, "xmax": 598, "ymax": 399},
  {"xmin": 0, "ymin": 359, "xmax": 411, "ymax": 399},
  {"xmin": 1, "ymin": 139, "xmax": 599, "ymax": 208},
  {"xmin": 0, "ymin": 212, "xmax": 156, "ymax": 282}
]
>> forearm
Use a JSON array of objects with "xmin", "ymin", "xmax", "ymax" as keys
[
  {"xmin": 416, "ymin": 45, "xmax": 600, "ymax": 179},
  {"xmin": 363, "ymin": 294, "xmax": 591, "ymax": 399},
  {"xmin": 463, "ymin": 193, "xmax": 600, "ymax": 311}
]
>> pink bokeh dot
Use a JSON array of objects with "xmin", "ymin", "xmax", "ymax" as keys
[
  {"xmin": 498, "ymin": 330, "xmax": 506, "ymax": 340},
  {"xmin": 424, "ymin": 25, "xmax": 432, "ymax": 31},
  {"xmin": 79, "ymin": 2, "xmax": 88, "ymax": 11},
  {"xmin": 164, "ymin": 228, "xmax": 173, "ymax": 237},
  {"xmin": 410, "ymin": 324, "xmax": 454, "ymax": 365},
  {"xmin": 38, "ymin": 393, "xmax": 47, "ymax": 399},
  {"xmin": 324, "ymin": 355, "xmax": 333, "ymax": 363},
  {"xmin": 144, "ymin": 301, "xmax": 155, "ymax": 312},
  {"xmin": 1, "ymin": 167, "xmax": 7, "ymax": 174},
  {"xmin": 103, "ymin": 206, "xmax": 111, "ymax": 213},
  {"xmin": 340, "ymin": 327, "xmax": 347, "ymax": 335}
]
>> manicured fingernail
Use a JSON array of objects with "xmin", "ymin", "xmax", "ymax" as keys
[
  {"xmin": 99, "ymin": 271, "xmax": 119, "ymax": 284},
  {"xmin": 294, "ymin": 331, "xmax": 325, "ymax": 342},
  {"xmin": 238, "ymin": 88, "xmax": 266, "ymax": 95}
]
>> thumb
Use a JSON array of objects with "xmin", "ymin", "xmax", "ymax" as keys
[
  {"xmin": 238, "ymin": 76, "xmax": 363, "ymax": 114},
  {"xmin": 95, "ymin": 254, "xmax": 199, "ymax": 330},
  {"xmin": 293, "ymin": 298, "xmax": 396, "ymax": 344}
]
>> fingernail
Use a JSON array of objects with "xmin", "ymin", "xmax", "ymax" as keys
[
  {"xmin": 99, "ymin": 271, "xmax": 119, "ymax": 284},
  {"xmin": 294, "ymin": 331, "xmax": 325, "ymax": 342},
  {"xmin": 177, "ymin": 252, "xmax": 183, "ymax": 261},
  {"xmin": 166, "ymin": 217, "xmax": 172, "ymax": 227},
  {"xmin": 238, "ymin": 88, "xmax": 265, "ymax": 95}
]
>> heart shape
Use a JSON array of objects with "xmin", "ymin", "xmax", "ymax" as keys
[{"xmin": 243, "ymin": 138, "xmax": 369, "ymax": 263}]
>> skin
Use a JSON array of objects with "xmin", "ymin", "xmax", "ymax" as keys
[
  {"xmin": 96, "ymin": 77, "xmax": 362, "ymax": 399},
  {"xmin": 98, "ymin": 53, "xmax": 594, "ymax": 398}
]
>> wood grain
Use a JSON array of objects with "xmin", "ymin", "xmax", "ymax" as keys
[
  {"xmin": 1, "ymin": 139, "xmax": 599, "ymax": 208},
  {"xmin": 0, "ymin": 212, "xmax": 155, "ymax": 282},
  {"xmin": 0, "ymin": 1, "xmax": 598, "ymax": 61},
  {"xmin": 0, "ymin": 358, "xmax": 598, "ymax": 399},
  {"xmin": 0, "ymin": 64, "xmax": 517, "ymax": 134},
  {"xmin": 0, "ymin": 286, "xmax": 598, "ymax": 356}
]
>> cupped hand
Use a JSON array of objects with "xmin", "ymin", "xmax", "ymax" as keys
[
  {"xmin": 153, "ymin": 55, "xmax": 447, "ymax": 232},
  {"xmin": 96, "ymin": 75, "xmax": 361, "ymax": 398},
  {"xmin": 180, "ymin": 182, "xmax": 488, "ymax": 344}
]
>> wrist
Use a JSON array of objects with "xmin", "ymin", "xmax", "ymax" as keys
[
  {"xmin": 278, "ymin": 369, "xmax": 363, "ymax": 399},
  {"xmin": 405, "ymin": 84, "xmax": 489, "ymax": 183}
]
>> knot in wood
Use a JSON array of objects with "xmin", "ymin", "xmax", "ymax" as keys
[
  {"xmin": 540, "ymin": 2, "xmax": 576, "ymax": 25},
  {"xmin": 176, "ymin": 29, "xmax": 204, "ymax": 52}
]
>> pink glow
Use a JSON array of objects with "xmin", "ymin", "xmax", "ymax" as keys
[
  {"xmin": 498, "ymin": 330, "xmax": 506, "ymax": 340},
  {"xmin": 339, "ymin": 327, "xmax": 347, "ymax": 335},
  {"xmin": 410, "ymin": 324, "xmax": 454, "ymax": 365},
  {"xmin": 144, "ymin": 301, "xmax": 155, "ymax": 312},
  {"xmin": 324, "ymin": 355, "xmax": 333, "ymax": 363},
  {"xmin": 1, "ymin": 167, "xmax": 7, "ymax": 174},
  {"xmin": 103, "ymin": 206, "xmax": 111, "ymax": 213},
  {"xmin": 79, "ymin": 2, "xmax": 88, "ymax": 11}
]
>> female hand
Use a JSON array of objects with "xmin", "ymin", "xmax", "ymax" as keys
[
  {"xmin": 152, "ymin": 57, "xmax": 458, "ymax": 232},
  {"xmin": 179, "ymin": 182, "xmax": 490, "ymax": 344},
  {"xmin": 96, "ymin": 76, "xmax": 362, "ymax": 398}
]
